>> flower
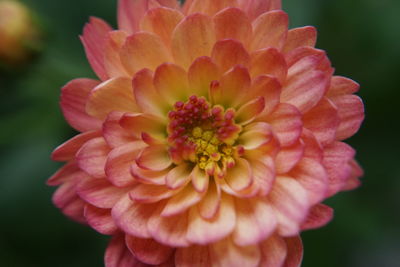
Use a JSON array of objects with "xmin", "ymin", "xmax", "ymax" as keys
[{"xmin": 48, "ymin": 0, "xmax": 365, "ymax": 266}]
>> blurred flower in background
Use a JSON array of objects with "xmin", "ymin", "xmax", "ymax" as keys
[
  {"xmin": 0, "ymin": 0, "xmax": 43, "ymax": 68},
  {"xmin": 48, "ymin": 0, "xmax": 364, "ymax": 266}
]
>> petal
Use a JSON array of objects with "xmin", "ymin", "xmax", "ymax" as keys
[
  {"xmin": 154, "ymin": 63, "xmax": 190, "ymax": 105},
  {"xmin": 245, "ymin": 75, "xmax": 281, "ymax": 115},
  {"xmin": 165, "ymin": 163, "xmax": 192, "ymax": 189},
  {"xmin": 251, "ymin": 10, "xmax": 288, "ymax": 51},
  {"xmin": 213, "ymin": 7, "xmax": 252, "ymax": 47},
  {"xmin": 285, "ymin": 47, "xmax": 331, "ymax": 73},
  {"xmin": 225, "ymin": 158, "xmax": 253, "ymax": 192},
  {"xmin": 187, "ymin": 194, "xmax": 235, "ymax": 245},
  {"xmin": 171, "ymin": 13, "xmax": 216, "ymax": 69},
  {"xmin": 188, "ymin": 56, "xmax": 219, "ymax": 98},
  {"xmin": 47, "ymin": 161, "xmax": 80, "ymax": 186},
  {"xmin": 197, "ymin": 180, "xmax": 220, "ymax": 219},
  {"xmin": 237, "ymin": 0, "xmax": 281, "ymax": 20},
  {"xmin": 60, "ymin": 78, "xmax": 102, "ymax": 132},
  {"xmin": 105, "ymin": 141, "xmax": 146, "ymax": 187},
  {"xmin": 327, "ymin": 76, "xmax": 360, "ymax": 96},
  {"xmin": 140, "ymin": 7, "xmax": 184, "ymax": 46},
  {"xmin": 117, "ymin": 0, "xmax": 149, "ymax": 34},
  {"xmin": 120, "ymin": 32, "xmax": 173, "ymax": 75},
  {"xmin": 105, "ymin": 234, "xmax": 143, "ymax": 267},
  {"xmin": 84, "ymin": 204, "xmax": 118, "ymax": 235},
  {"xmin": 282, "ymin": 26, "xmax": 317, "ymax": 53},
  {"xmin": 86, "ymin": 77, "xmax": 139, "ymax": 120},
  {"xmin": 275, "ymin": 140, "xmax": 304, "ymax": 174},
  {"xmin": 104, "ymin": 30, "xmax": 130, "ymax": 78},
  {"xmin": 211, "ymin": 39, "xmax": 250, "ymax": 73},
  {"xmin": 250, "ymin": 48, "xmax": 287, "ymax": 84},
  {"xmin": 235, "ymin": 96, "xmax": 265, "ymax": 125},
  {"xmin": 131, "ymin": 162, "xmax": 170, "ymax": 185},
  {"xmin": 112, "ymin": 195, "xmax": 156, "ymax": 238},
  {"xmin": 129, "ymin": 184, "xmax": 178, "ymax": 203},
  {"xmin": 239, "ymin": 122, "xmax": 275, "ymax": 151},
  {"xmin": 233, "ymin": 198, "xmax": 277, "ymax": 246},
  {"xmin": 247, "ymin": 156, "xmax": 276, "ymax": 196},
  {"xmin": 80, "ymin": 17, "xmax": 112, "ymax": 81},
  {"xmin": 265, "ymin": 103, "xmax": 302, "ymax": 147},
  {"xmin": 209, "ymin": 238, "xmax": 261, "ymax": 267},
  {"xmin": 330, "ymin": 94, "xmax": 364, "ymax": 140},
  {"xmin": 76, "ymin": 176, "xmax": 129, "ymax": 208},
  {"xmin": 191, "ymin": 165, "xmax": 210, "ymax": 193},
  {"xmin": 76, "ymin": 137, "xmax": 109, "ymax": 178},
  {"xmin": 303, "ymin": 97, "xmax": 340, "ymax": 146},
  {"xmin": 136, "ymin": 145, "xmax": 172, "ymax": 171},
  {"xmin": 186, "ymin": 0, "xmax": 238, "ymax": 16},
  {"xmin": 125, "ymin": 235, "xmax": 174, "ymax": 265},
  {"xmin": 51, "ymin": 131, "xmax": 100, "ymax": 162},
  {"xmin": 269, "ymin": 177, "xmax": 309, "ymax": 236},
  {"xmin": 102, "ymin": 111, "xmax": 136, "ymax": 149},
  {"xmin": 283, "ymin": 236, "xmax": 303, "ymax": 267},
  {"xmin": 175, "ymin": 245, "xmax": 211, "ymax": 267},
  {"xmin": 161, "ymin": 185, "xmax": 203, "ymax": 217},
  {"xmin": 259, "ymin": 235, "xmax": 288, "ymax": 267},
  {"xmin": 342, "ymin": 159, "xmax": 363, "ymax": 191},
  {"xmin": 120, "ymin": 112, "xmax": 166, "ymax": 140},
  {"xmin": 301, "ymin": 203, "xmax": 333, "ymax": 231}
]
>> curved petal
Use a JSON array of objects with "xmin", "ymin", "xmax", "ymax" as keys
[
  {"xmin": 217, "ymin": 65, "xmax": 251, "ymax": 108},
  {"xmin": 136, "ymin": 145, "xmax": 172, "ymax": 171},
  {"xmin": 175, "ymin": 245, "xmax": 211, "ymax": 267},
  {"xmin": 191, "ymin": 165, "xmax": 210, "ymax": 193},
  {"xmin": 84, "ymin": 204, "xmax": 118, "ymax": 235},
  {"xmin": 301, "ymin": 203, "xmax": 333, "ymax": 230},
  {"xmin": 247, "ymin": 156, "xmax": 276, "ymax": 196},
  {"xmin": 214, "ymin": 7, "xmax": 252, "ymax": 47},
  {"xmin": 250, "ymin": 48, "xmax": 287, "ymax": 85},
  {"xmin": 104, "ymin": 30, "xmax": 129, "ymax": 78},
  {"xmin": 188, "ymin": 56, "xmax": 219, "ymax": 98},
  {"xmin": 129, "ymin": 184, "xmax": 178, "ymax": 203},
  {"xmin": 239, "ymin": 122, "xmax": 275, "ymax": 151},
  {"xmin": 283, "ymin": 236, "xmax": 303, "ymax": 267},
  {"xmin": 47, "ymin": 161, "xmax": 80, "ymax": 186},
  {"xmin": 86, "ymin": 77, "xmax": 139, "ymax": 120},
  {"xmin": 171, "ymin": 13, "xmax": 216, "ymax": 69},
  {"xmin": 327, "ymin": 76, "xmax": 360, "ymax": 96},
  {"xmin": 283, "ymin": 26, "xmax": 317, "ymax": 53},
  {"xmin": 237, "ymin": 0, "xmax": 281, "ymax": 20},
  {"xmin": 102, "ymin": 111, "xmax": 136, "ymax": 149},
  {"xmin": 125, "ymin": 235, "xmax": 174, "ymax": 265},
  {"xmin": 117, "ymin": 0, "xmax": 150, "ymax": 34},
  {"xmin": 186, "ymin": 0, "xmax": 238, "ymax": 16},
  {"xmin": 275, "ymin": 140, "xmax": 304, "ymax": 174},
  {"xmin": 225, "ymin": 158, "xmax": 253, "ymax": 192},
  {"xmin": 235, "ymin": 96, "xmax": 265, "ymax": 125},
  {"xmin": 80, "ymin": 17, "xmax": 112, "ymax": 81},
  {"xmin": 161, "ymin": 185, "xmax": 203, "ymax": 217},
  {"xmin": 120, "ymin": 32, "xmax": 172, "ymax": 75},
  {"xmin": 131, "ymin": 162, "xmax": 170, "ymax": 185},
  {"xmin": 120, "ymin": 112, "xmax": 166, "ymax": 141},
  {"xmin": 211, "ymin": 39, "xmax": 250, "ymax": 73},
  {"xmin": 165, "ymin": 163, "xmax": 192, "ymax": 189},
  {"xmin": 197, "ymin": 180, "xmax": 220, "ymax": 219},
  {"xmin": 60, "ymin": 78, "xmax": 102, "ymax": 132},
  {"xmin": 76, "ymin": 137, "xmax": 110, "ymax": 178},
  {"xmin": 104, "ymin": 234, "xmax": 143, "ymax": 267},
  {"xmin": 251, "ymin": 10, "xmax": 288, "ymax": 51},
  {"xmin": 259, "ymin": 234, "xmax": 288, "ymax": 267},
  {"xmin": 51, "ymin": 131, "xmax": 100, "ymax": 162}
]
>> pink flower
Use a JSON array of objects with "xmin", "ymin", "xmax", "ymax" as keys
[{"xmin": 48, "ymin": 0, "xmax": 365, "ymax": 266}]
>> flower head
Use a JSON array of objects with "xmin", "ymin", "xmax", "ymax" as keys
[{"xmin": 49, "ymin": 0, "xmax": 364, "ymax": 266}]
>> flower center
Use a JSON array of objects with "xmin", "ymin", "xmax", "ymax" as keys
[{"xmin": 167, "ymin": 95, "xmax": 242, "ymax": 177}]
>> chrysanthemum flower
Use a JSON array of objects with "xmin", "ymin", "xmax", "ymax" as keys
[{"xmin": 48, "ymin": 0, "xmax": 364, "ymax": 266}]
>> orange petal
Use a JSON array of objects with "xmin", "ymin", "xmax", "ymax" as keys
[
  {"xmin": 259, "ymin": 234, "xmax": 288, "ymax": 267},
  {"xmin": 136, "ymin": 145, "xmax": 172, "ymax": 171},
  {"xmin": 247, "ymin": 75, "xmax": 281, "ymax": 116},
  {"xmin": 120, "ymin": 32, "xmax": 172, "ymax": 75},
  {"xmin": 104, "ymin": 30, "xmax": 129, "ymax": 78},
  {"xmin": 250, "ymin": 48, "xmax": 287, "ymax": 84},
  {"xmin": 283, "ymin": 26, "xmax": 317, "ymax": 53},
  {"xmin": 283, "ymin": 236, "xmax": 303, "ymax": 267},
  {"xmin": 129, "ymin": 184, "xmax": 177, "ymax": 203},
  {"xmin": 131, "ymin": 162, "xmax": 170, "ymax": 185},
  {"xmin": 165, "ymin": 163, "xmax": 192, "ymax": 189},
  {"xmin": 251, "ymin": 10, "xmax": 288, "ymax": 51},
  {"xmin": 119, "ymin": 112, "xmax": 166, "ymax": 140},
  {"xmin": 211, "ymin": 39, "xmax": 250, "ymax": 73},
  {"xmin": 186, "ymin": 0, "xmax": 238, "ymax": 16},
  {"xmin": 86, "ymin": 77, "xmax": 139, "ymax": 120},
  {"xmin": 225, "ymin": 158, "xmax": 253, "ymax": 192},
  {"xmin": 235, "ymin": 96, "xmax": 265, "ymax": 125},
  {"xmin": 140, "ymin": 7, "xmax": 184, "ymax": 46},
  {"xmin": 175, "ymin": 245, "xmax": 211, "ymax": 267},
  {"xmin": 217, "ymin": 65, "xmax": 251, "ymax": 108},
  {"xmin": 161, "ymin": 185, "xmax": 203, "ymax": 217},
  {"xmin": 197, "ymin": 180, "xmax": 220, "ymax": 219},
  {"xmin": 191, "ymin": 165, "xmax": 210, "ymax": 193},
  {"xmin": 171, "ymin": 13, "xmax": 216, "ymax": 69},
  {"xmin": 237, "ymin": 0, "xmax": 282, "ymax": 20},
  {"xmin": 239, "ymin": 122, "xmax": 274, "ymax": 150},
  {"xmin": 84, "ymin": 204, "xmax": 118, "ymax": 235},
  {"xmin": 188, "ymin": 56, "xmax": 219, "ymax": 98},
  {"xmin": 213, "ymin": 7, "xmax": 252, "ymax": 47},
  {"xmin": 118, "ymin": 0, "xmax": 150, "ymax": 34}
]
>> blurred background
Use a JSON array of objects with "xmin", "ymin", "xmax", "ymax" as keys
[{"xmin": 0, "ymin": 0, "xmax": 399, "ymax": 266}]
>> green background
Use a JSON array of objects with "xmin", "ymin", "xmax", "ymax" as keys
[{"xmin": 0, "ymin": 0, "xmax": 399, "ymax": 266}]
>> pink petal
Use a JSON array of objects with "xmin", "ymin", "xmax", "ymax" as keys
[
  {"xmin": 301, "ymin": 129, "xmax": 323, "ymax": 162},
  {"xmin": 233, "ymin": 198, "xmax": 277, "ymax": 246},
  {"xmin": 246, "ymin": 155, "xmax": 276, "ymax": 196},
  {"xmin": 76, "ymin": 176, "xmax": 130, "ymax": 208},
  {"xmin": 250, "ymin": 48, "xmax": 287, "ymax": 84},
  {"xmin": 84, "ymin": 204, "xmax": 118, "ymax": 235},
  {"xmin": 209, "ymin": 237, "xmax": 261, "ymax": 267},
  {"xmin": 301, "ymin": 203, "xmax": 333, "ymax": 231},
  {"xmin": 265, "ymin": 103, "xmax": 302, "ymax": 147},
  {"xmin": 112, "ymin": 195, "xmax": 156, "ymax": 238},
  {"xmin": 330, "ymin": 94, "xmax": 364, "ymax": 140},
  {"xmin": 342, "ymin": 159, "xmax": 363, "ymax": 191},
  {"xmin": 211, "ymin": 39, "xmax": 250, "ymax": 73},
  {"xmin": 188, "ymin": 56, "xmax": 219, "ymax": 98},
  {"xmin": 117, "ymin": 0, "xmax": 149, "ymax": 34},
  {"xmin": 303, "ymin": 97, "xmax": 340, "ymax": 146},
  {"xmin": 191, "ymin": 165, "xmax": 209, "ymax": 193},
  {"xmin": 120, "ymin": 112, "xmax": 166, "ymax": 141},
  {"xmin": 217, "ymin": 65, "xmax": 251, "ymax": 108},
  {"xmin": 105, "ymin": 141, "xmax": 146, "ymax": 187},
  {"xmin": 103, "ymin": 30, "xmax": 129, "ymax": 78},
  {"xmin": 125, "ymin": 235, "xmax": 174, "ymax": 265},
  {"xmin": 175, "ymin": 245, "xmax": 211, "ymax": 267},
  {"xmin": 213, "ymin": 7, "xmax": 252, "ymax": 47},
  {"xmin": 102, "ymin": 111, "xmax": 136, "ymax": 149},
  {"xmin": 235, "ymin": 96, "xmax": 265, "ymax": 125},
  {"xmin": 131, "ymin": 162, "xmax": 170, "ymax": 185},
  {"xmin": 171, "ymin": 13, "xmax": 216, "ymax": 69},
  {"xmin": 259, "ymin": 234, "xmax": 288, "ymax": 267},
  {"xmin": 52, "ymin": 131, "xmax": 100, "ymax": 162},
  {"xmin": 246, "ymin": 75, "xmax": 281, "ymax": 116},
  {"xmin": 165, "ymin": 163, "xmax": 192, "ymax": 190},
  {"xmin": 140, "ymin": 7, "xmax": 184, "ymax": 46},
  {"xmin": 187, "ymin": 194, "xmax": 235, "ymax": 245},
  {"xmin": 80, "ymin": 17, "xmax": 112, "ymax": 81},
  {"xmin": 105, "ymin": 234, "xmax": 144, "ymax": 267},
  {"xmin": 161, "ymin": 185, "xmax": 203, "ymax": 217},
  {"xmin": 283, "ymin": 236, "xmax": 303, "ymax": 267},
  {"xmin": 186, "ymin": 0, "xmax": 238, "ymax": 16},
  {"xmin": 275, "ymin": 140, "xmax": 304, "ymax": 174},
  {"xmin": 76, "ymin": 137, "xmax": 109, "ymax": 178},
  {"xmin": 327, "ymin": 75, "xmax": 360, "ymax": 96},
  {"xmin": 269, "ymin": 177, "xmax": 309, "ymax": 236},
  {"xmin": 136, "ymin": 145, "xmax": 172, "ymax": 172},
  {"xmin": 47, "ymin": 161, "xmax": 80, "ymax": 186},
  {"xmin": 60, "ymin": 78, "xmax": 102, "ymax": 132},
  {"xmin": 225, "ymin": 158, "xmax": 253, "ymax": 192},
  {"xmin": 237, "ymin": 0, "xmax": 281, "ymax": 20},
  {"xmin": 86, "ymin": 77, "xmax": 139, "ymax": 120},
  {"xmin": 283, "ymin": 26, "xmax": 317, "ymax": 53},
  {"xmin": 251, "ymin": 10, "xmax": 288, "ymax": 51},
  {"xmin": 129, "ymin": 184, "xmax": 178, "ymax": 203},
  {"xmin": 120, "ymin": 32, "xmax": 172, "ymax": 75},
  {"xmin": 285, "ymin": 47, "xmax": 332, "ymax": 75},
  {"xmin": 197, "ymin": 180, "xmax": 220, "ymax": 219}
]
